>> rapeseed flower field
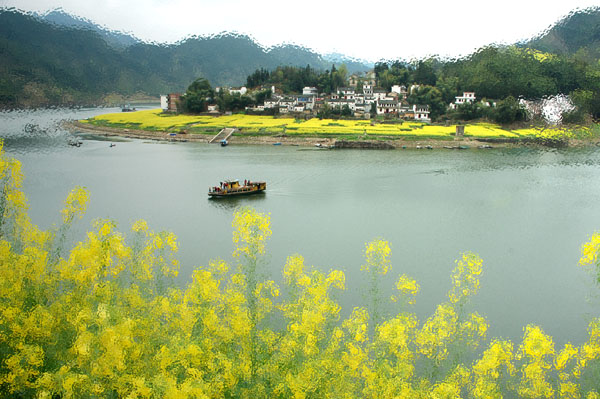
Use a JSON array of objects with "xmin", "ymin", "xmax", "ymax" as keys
[
  {"xmin": 2, "ymin": 142, "xmax": 600, "ymax": 397},
  {"xmin": 84, "ymin": 109, "xmax": 592, "ymax": 140}
]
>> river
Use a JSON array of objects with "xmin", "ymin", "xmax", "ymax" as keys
[{"xmin": 1, "ymin": 106, "xmax": 599, "ymax": 347}]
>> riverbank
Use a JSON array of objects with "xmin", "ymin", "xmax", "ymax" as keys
[
  {"xmin": 72, "ymin": 109, "xmax": 600, "ymax": 149},
  {"xmin": 67, "ymin": 120, "xmax": 528, "ymax": 149}
]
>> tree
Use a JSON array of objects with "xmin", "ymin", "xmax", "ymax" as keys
[
  {"xmin": 490, "ymin": 96, "xmax": 527, "ymax": 124},
  {"xmin": 407, "ymin": 85, "xmax": 446, "ymax": 120},
  {"xmin": 378, "ymin": 65, "xmax": 410, "ymax": 92},
  {"xmin": 435, "ymin": 76, "xmax": 459, "ymax": 105},
  {"xmin": 317, "ymin": 103, "xmax": 330, "ymax": 119},
  {"xmin": 246, "ymin": 68, "xmax": 270, "ymax": 88},
  {"xmin": 374, "ymin": 62, "xmax": 389, "ymax": 85},
  {"xmin": 330, "ymin": 64, "xmax": 348, "ymax": 90},
  {"xmin": 341, "ymin": 104, "xmax": 352, "ymax": 117},
  {"xmin": 253, "ymin": 89, "xmax": 272, "ymax": 106},
  {"xmin": 181, "ymin": 77, "xmax": 214, "ymax": 113},
  {"xmin": 216, "ymin": 91, "xmax": 254, "ymax": 112},
  {"xmin": 570, "ymin": 66, "xmax": 600, "ymax": 119},
  {"xmin": 412, "ymin": 59, "xmax": 437, "ymax": 86},
  {"xmin": 451, "ymin": 101, "xmax": 485, "ymax": 121}
]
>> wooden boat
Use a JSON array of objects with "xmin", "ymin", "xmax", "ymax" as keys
[
  {"xmin": 208, "ymin": 180, "xmax": 266, "ymax": 197},
  {"xmin": 220, "ymin": 139, "xmax": 228, "ymax": 147}
]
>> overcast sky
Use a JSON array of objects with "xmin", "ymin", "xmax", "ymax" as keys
[{"xmin": 2, "ymin": 0, "xmax": 599, "ymax": 61}]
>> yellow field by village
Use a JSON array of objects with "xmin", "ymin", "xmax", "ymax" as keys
[{"xmin": 84, "ymin": 109, "xmax": 589, "ymax": 139}]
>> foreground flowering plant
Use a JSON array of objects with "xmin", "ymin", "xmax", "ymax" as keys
[{"xmin": 0, "ymin": 143, "xmax": 599, "ymax": 398}]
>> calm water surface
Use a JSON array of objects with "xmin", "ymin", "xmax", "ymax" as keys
[{"xmin": 2, "ymin": 107, "xmax": 599, "ymax": 346}]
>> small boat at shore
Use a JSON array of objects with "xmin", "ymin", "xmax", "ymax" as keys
[
  {"xmin": 121, "ymin": 105, "xmax": 136, "ymax": 112},
  {"xmin": 209, "ymin": 180, "xmax": 266, "ymax": 197},
  {"xmin": 220, "ymin": 139, "xmax": 228, "ymax": 147}
]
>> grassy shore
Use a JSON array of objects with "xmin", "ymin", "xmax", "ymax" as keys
[{"xmin": 81, "ymin": 109, "xmax": 599, "ymax": 143}]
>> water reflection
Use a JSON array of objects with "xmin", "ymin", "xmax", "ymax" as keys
[
  {"xmin": 207, "ymin": 193, "xmax": 267, "ymax": 212},
  {"xmin": 77, "ymin": 133, "xmax": 130, "ymax": 143}
]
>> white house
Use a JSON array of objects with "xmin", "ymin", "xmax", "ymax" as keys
[
  {"xmin": 364, "ymin": 95, "xmax": 377, "ymax": 105},
  {"xmin": 338, "ymin": 87, "xmax": 356, "ymax": 99},
  {"xmin": 303, "ymin": 87, "xmax": 318, "ymax": 95},
  {"xmin": 363, "ymin": 84, "xmax": 374, "ymax": 96},
  {"xmin": 296, "ymin": 94, "xmax": 316, "ymax": 110},
  {"xmin": 279, "ymin": 99, "xmax": 295, "ymax": 111},
  {"xmin": 449, "ymin": 92, "xmax": 476, "ymax": 109},
  {"xmin": 373, "ymin": 88, "xmax": 388, "ymax": 101},
  {"xmin": 326, "ymin": 99, "xmax": 354, "ymax": 111},
  {"xmin": 413, "ymin": 104, "xmax": 430, "ymax": 121},
  {"xmin": 354, "ymin": 102, "xmax": 370, "ymax": 113},
  {"xmin": 160, "ymin": 95, "xmax": 168, "ymax": 111},
  {"xmin": 377, "ymin": 99, "xmax": 400, "ymax": 115},
  {"xmin": 391, "ymin": 85, "xmax": 408, "ymax": 99},
  {"xmin": 229, "ymin": 87, "xmax": 248, "ymax": 95},
  {"xmin": 264, "ymin": 99, "xmax": 279, "ymax": 109}
]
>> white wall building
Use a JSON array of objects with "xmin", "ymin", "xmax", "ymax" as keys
[
  {"xmin": 450, "ymin": 92, "xmax": 476, "ymax": 109},
  {"xmin": 391, "ymin": 85, "xmax": 408, "ymax": 100},
  {"xmin": 373, "ymin": 89, "xmax": 388, "ymax": 101},
  {"xmin": 160, "ymin": 95, "xmax": 168, "ymax": 111},
  {"xmin": 413, "ymin": 104, "xmax": 430, "ymax": 121},
  {"xmin": 264, "ymin": 99, "xmax": 279, "ymax": 109},
  {"xmin": 377, "ymin": 99, "xmax": 400, "ymax": 115},
  {"xmin": 229, "ymin": 87, "xmax": 248, "ymax": 95},
  {"xmin": 303, "ymin": 87, "xmax": 318, "ymax": 95}
]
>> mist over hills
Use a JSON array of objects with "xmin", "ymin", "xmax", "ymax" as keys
[{"xmin": 0, "ymin": 6, "xmax": 598, "ymax": 108}]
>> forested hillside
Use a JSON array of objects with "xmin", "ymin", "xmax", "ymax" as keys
[
  {"xmin": 1, "ymin": 6, "xmax": 599, "ymax": 110},
  {"xmin": 0, "ymin": 9, "xmax": 369, "ymax": 108},
  {"xmin": 0, "ymin": 10, "xmax": 173, "ymax": 107},
  {"xmin": 526, "ymin": 7, "xmax": 600, "ymax": 62}
]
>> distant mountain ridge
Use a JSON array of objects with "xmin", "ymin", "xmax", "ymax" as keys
[
  {"xmin": 35, "ymin": 9, "xmax": 374, "ymax": 74},
  {"xmin": 39, "ymin": 9, "xmax": 141, "ymax": 49},
  {"xmin": 525, "ymin": 6, "xmax": 600, "ymax": 61},
  {"xmin": 1, "ymin": 7, "xmax": 599, "ymax": 108},
  {"xmin": 0, "ymin": 7, "xmax": 374, "ymax": 107}
]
